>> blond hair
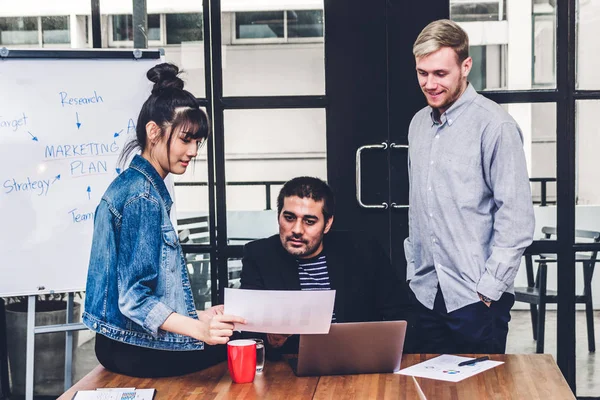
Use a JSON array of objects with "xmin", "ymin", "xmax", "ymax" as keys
[{"xmin": 413, "ymin": 19, "xmax": 469, "ymax": 63}]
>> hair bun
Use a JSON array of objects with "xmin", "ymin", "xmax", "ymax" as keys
[{"xmin": 147, "ymin": 63, "xmax": 184, "ymax": 94}]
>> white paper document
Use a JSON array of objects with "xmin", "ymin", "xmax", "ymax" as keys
[
  {"xmin": 224, "ymin": 288, "xmax": 335, "ymax": 334},
  {"xmin": 396, "ymin": 354, "xmax": 503, "ymax": 382},
  {"xmin": 73, "ymin": 388, "xmax": 155, "ymax": 400}
]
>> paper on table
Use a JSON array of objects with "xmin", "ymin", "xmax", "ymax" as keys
[
  {"xmin": 396, "ymin": 355, "xmax": 503, "ymax": 383},
  {"xmin": 73, "ymin": 388, "xmax": 155, "ymax": 400},
  {"xmin": 224, "ymin": 288, "xmax": 335, "ymax": 334}
]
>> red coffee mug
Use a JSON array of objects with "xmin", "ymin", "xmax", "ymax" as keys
[{"xmin": 227, "ymin": 339, "xmax": 257, "ymax": 383}]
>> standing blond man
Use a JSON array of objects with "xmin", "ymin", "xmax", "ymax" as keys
[{"xmin": 404, "ymin": 20, "xmax": 535, "ymax": 354}]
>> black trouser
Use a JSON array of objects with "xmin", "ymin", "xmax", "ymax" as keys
[
  {"xmin": 411, "ymin": 286, "xmax": 515, "ymax": 354},
  {"xmin": 95, "ymin": 334, "xmax": 226, "ymax": 378}
]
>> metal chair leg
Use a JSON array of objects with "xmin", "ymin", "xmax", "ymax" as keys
[
  {"xmin": 583, "ymin": 262, "xmax": 595, "ymax": 352},
  {"xmin": 530, "ymin": 304, "xmax": 538, "ymax": 341},
  {"xmin": 531, "ymin": 262, "xmax": 542, "ymax": 342},
  {"xmin": 536, "ymin": 264, "xmax": 548, "ymax": 354},
  {"xmin": 536, "ymin": 302, "xmax": 546, "ymax": 354}
]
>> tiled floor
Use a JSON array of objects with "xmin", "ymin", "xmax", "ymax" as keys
[{"xmin": 8, "ymin": 310, "xmax": 600, "ymax": 399}]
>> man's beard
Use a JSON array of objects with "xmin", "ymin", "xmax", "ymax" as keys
[
  {"xmin": 437, "ymin": 77, "xmax": 466, "ymax": 111},
  {"xmin": 286, "ymin": 233, "xmax": 323, "ymax": 257},
  {"xmin": 426, "ymin": 75, "xmax": 466, "ymax": 112}
]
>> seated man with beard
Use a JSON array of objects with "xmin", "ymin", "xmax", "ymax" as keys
[{"xmin": 240, "ymin": 176, "xmax": 414, "ymax": 356}]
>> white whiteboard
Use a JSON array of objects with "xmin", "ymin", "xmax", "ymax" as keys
[{"xmin": 0, "ymin": 52, "xmax": 160, "ymax": 296}]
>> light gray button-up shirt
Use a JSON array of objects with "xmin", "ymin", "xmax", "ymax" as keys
[{"xmin": 404, "ymin": 84, "xmax": 535, "ymax": 313}]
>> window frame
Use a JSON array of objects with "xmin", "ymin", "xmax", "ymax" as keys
[
  {"xmin": 450, "ymin": 0, "xmax": 506, "ymax": 22},
  {"xmin": 107, "ymin": 13, "xmax": 164, "ymax": 48},
  {"xmin": 164, "ymin": 12, "xmax": 204, "ymax": 46},
  {"xmin": 0, "ymin": 15, "xmax": 75, "ymax": 48},
  {"xmin": 40, "ymin": 15, "xmax": 71, "ymax": 47},
  {"xmin": 231, "ymin": 10, "xmax": 324, "ymax": 45}
]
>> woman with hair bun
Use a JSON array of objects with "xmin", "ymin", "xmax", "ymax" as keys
[{"xmin": 83, "ymin": 63, "xmax": 245, "ymax": 377}]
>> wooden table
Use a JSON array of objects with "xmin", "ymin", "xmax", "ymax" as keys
[{"xmin": 58, "ymin": 354, "xmax": 574, "ymax": 399}]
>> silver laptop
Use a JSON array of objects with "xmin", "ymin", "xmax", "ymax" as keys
[{"xmin": 292, "ymin": 320, "xmax": 407, "ymax": 376}]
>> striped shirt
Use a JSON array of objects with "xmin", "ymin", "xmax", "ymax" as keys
[{"xmin": 296, "ymin": 253, "xmax": 336, "ymax": 322}]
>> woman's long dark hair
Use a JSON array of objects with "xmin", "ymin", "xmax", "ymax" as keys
[{"xmin": 118, "ymin": 63, "xmax": 210, "ymax": 167}]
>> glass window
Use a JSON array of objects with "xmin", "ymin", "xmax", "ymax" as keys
[
  {"xmin": 166, "ymin": 13, "xmax": 203, "ymax": 44},
  {"xmin": 501, "ymin": 102, "xmax": 557, "ymax": 331},
  {"xmin": 450, "ymin": 1, "xmax": 505, "ymax": 22},
  {"xmin": 182, "ymin": 251, "xmax": 213, "ymax": 310},
  {"xmin": 468, "ymin": 45, "xmax": 506, "ymax": 91},
  {"xmin": 235, "ymin": 11, "xmax": 284, "ymax": 39},
  {"xmin": 533, "ymin": 13, "xmax": 556, "ymax": 87},
  {"xmin": 111, "ymin": 14, "xmax": 160, "ymax": 42},
  {"xmin": 162, "ymin": 13, "xmax": 205, "ymax": 97},
  {"xmin": 501, "ymin": 102, "xmax": 557, "ymax": 232},
  {"xmin": 223, "ymin": 108, "xmax": 326, "ymax": 211},
  {"xmin": 86, "ymin": 16, "xmax": 90, "ymax": 44},
  {"xmin": 530, "ymin": 103, "xmax": 557, "ymax": 206},
  {"xmin": 576, "ymin": 100, "xmax": 600, "ymax": 231},
  {"xmin": 172, "ymin": 151, "xmax": 213, "ymax": 308},
  {"xmin": 223, "ymin": 8, "xmax": 325, "ymax": 96},
  {"xmin": 452, "ymin": 0, "xmax": 556, "ymax": 90},
  {"xmin": 577, "ymin": 0, "xmax": 600, "ymax": 89},
  {"xmin": 147, "ymin": 14, "xmax": 160, "ymax": 41},
  {"xmin": 112, "ymin": 15, "xmax": 133, "ymax": 41},
  {"xmin": 0, "ymin": 17, "xmax": 39, "ymax": 45},
  {"xmin": 222, "ymin": 108, "xmax": 325, "ymax": 291},
  {"xmin": 42, "ymin": 16, "xmax": 70, "ymax": 45},
  {"xmin": 469, "ymin": 46, "xmax": 486, "ymax": 90},
  {"xmin": 287, "ymin": 10, "xmax": 324, "ymax": 38}
]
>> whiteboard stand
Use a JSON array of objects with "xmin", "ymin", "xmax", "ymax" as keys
[
  {"xmin": 25, "ymin": 294, "xmax": 88, "ymax": 400},
  {"xmin": 25, "ymin": 296, "xmax": 34, "ymax": 400},
  {"xmin": 65, "ymin": 292, "xmax": 75, "ymax": 391}
]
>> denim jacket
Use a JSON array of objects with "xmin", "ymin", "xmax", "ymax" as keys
[{"xmin": 83, "ymin": 155, "xmax": 204, "ymax": 351}]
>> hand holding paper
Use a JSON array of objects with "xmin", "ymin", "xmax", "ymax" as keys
[{"xmin": 224, "ymin": 288, "xmax": 335, "ymax": 334}]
